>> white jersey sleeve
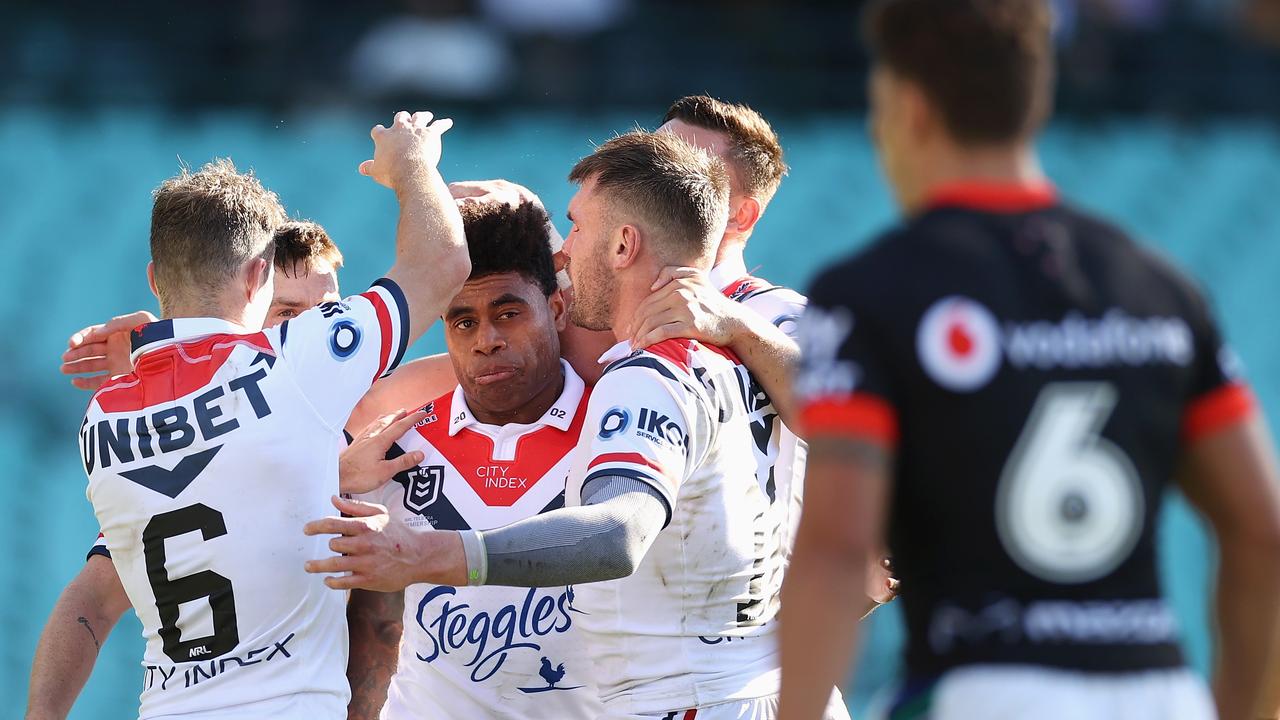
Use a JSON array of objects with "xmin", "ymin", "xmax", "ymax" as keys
[
  {"xmin": 736, "ymin": 285, "xmax": 807, "ymax": 340},
  {"xmin": 575, "ymin": 364, "xmax": 702, "ymax": 523},
  {"xmin": 274, "ymin": 278, "xmax": 410, "ymax": 429}
]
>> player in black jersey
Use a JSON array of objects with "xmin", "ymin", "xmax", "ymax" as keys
[{"xmin": 778, "ymin": 2, "xmax": 1280, "ymax": 719}]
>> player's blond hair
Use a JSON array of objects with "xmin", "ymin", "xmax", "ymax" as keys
[{"xmin": 150, "ymin": 158, "xmax": 285, "ymax": 313}]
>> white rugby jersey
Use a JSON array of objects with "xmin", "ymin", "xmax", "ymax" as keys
[
  {"xmin": 81, "ymin": 279, "xmax": 410, "ymax": 719},
  {"xmin": 566, "ymin": 338, "xmax": 786, "ymax": 714},
  {"xmin": 710, "ymin": 257, "xmax": 808, "ymax": 551},
  {"xmin": 357, "ymin": 361, "xmax": 604, "ymax": 720}
]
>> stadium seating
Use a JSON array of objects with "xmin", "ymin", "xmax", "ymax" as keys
[{"xmin": 2, "ymin": 111, "xmax": 1273, "ymax": 717}]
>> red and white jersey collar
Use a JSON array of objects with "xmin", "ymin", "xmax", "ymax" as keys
[
  {"xmin": 129, "ymin": 318, "xmax": 251, "ymax": 365},
  {"xmin": 708, "ymin": 255, "xmax": 749, "ymax": 293},
  {"xmin": 447, "ymin": 359, "xmax": 586, "ymax": 437}
]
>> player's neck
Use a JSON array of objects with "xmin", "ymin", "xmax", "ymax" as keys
[
  {"xmin": 905, "ymin": 143, "xmax": 1046, "ymax": 215},
  {"xmin": 161, "ymin": 302, "xmax": 252, "ymax": 332},
  {"xmin": 468, "ymin": 365, "xmax": 566, "ymax": 427},
  {"xmin": 713, "ymin": 238, "xmax": 748, "ymax": 271}
]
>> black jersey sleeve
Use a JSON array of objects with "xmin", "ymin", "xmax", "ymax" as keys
[
  {"xmin": 794, "ymin": 262, "xmax": 899, "ymax": 448},
  {"xmin": 1179, "ymin": 287, "xmax": 1256, "ymax": 445}
]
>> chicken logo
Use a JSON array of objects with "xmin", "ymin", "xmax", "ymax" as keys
[
  {"xmin": 916, "ymin": 296, "xmax": 1002, "ymax": 392},
  {"xmin": 518, "ymin": 656, "xmax": 583, "ymax": 693}
]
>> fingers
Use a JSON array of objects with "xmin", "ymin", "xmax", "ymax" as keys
[
  {"xmin": 71, "ymin": 374, "xmax": 112, "ymax": 391},
  {"xmin": 323, "ymin": 574, "xmax": 367, "ymax": 591},
  {"xmin": 393, "ymin": 111, "xmax": 412, "ymax": 127},
  {"xmin": 68, "ymin": 324, "xmax": 105, "ymax": 350},
  {"xmin": 60, "ymin": 356, "xmax": 112, "ymax": 375},
  {"xmin": 383, "ymin": 410, "xmax": 430, "ymax": 442},
  {"xmin": 361, "ymin": 409, "xmax": 408, "ymax": 439},
  {"xmin": 633, "ymin": 321, "xmax": 685, "ymax": 350},
  {"xmin": 62, "ymin": 343, "xmax": 109, "ymax": 363},
  {"xmin": 329, "ymin": 535, "xmax": 366, "ymax": 555},
  {"xmin": 370, "ymin": 124, "xmax": 387, "ymax": 140},
  {"xmin": 304, "ymin": 555, "xmax": 360, "ymax": 574},
  {"xmin": 358, "ymin": 159, "xmax": 374, "ymax": 176},
  {"xmin": 303, "ymin": 515, "xmax": 369, "ymax": 537},
  {"xmin": 411, "ymin": 111, "xmax": 434, "ymax": 127},
  {"xmin": 650, "ymin": 266, "xmax": 701, "ymax": 291},
  {"xmin": 382, "ymin": 449, "xmax": 426, "ymax": 476},
  {"xmin": 331, "ymin": 494, "xmax": 386, "ymax": 517}
]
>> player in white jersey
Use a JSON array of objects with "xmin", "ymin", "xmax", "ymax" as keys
[
  {"xmin": 64, "ymin": 111, "xmax": 470, "ymax": 720},
  {"xmin": 28, "ymin": 220, "xmax": 352, "ymax": 720},
  {"xmin": 305, "ymin": 131, "xmax": 826, "ymax": 720},
  {"xmin": 342, "ymin": 200, "xmax": 604, "ymax": 720}
]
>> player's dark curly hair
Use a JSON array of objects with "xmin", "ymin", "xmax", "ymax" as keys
[{"xmin": 460, "ymin": 200, "xmax": 557, "ymax": 297}]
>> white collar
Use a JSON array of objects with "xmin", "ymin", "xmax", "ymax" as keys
[
  {"xmin": 129, "ymin": 318, "xmax": 249, "ymax": 365},
  {"xmin": 708, "ymin": 254, "xmax": 749, "ymax": 292},
  {"xmin": 448, "ymin": 359, "xmax": 586, "ymax": 436},
  {"xmin": 597, "ymin": 340, "xmax": 635, "ymax": 366}
]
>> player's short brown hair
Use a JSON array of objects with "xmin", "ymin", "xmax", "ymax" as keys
[
  {"xmin": 150, "ymin": 159, "xmax": 285, "ymax": 312},
  {"xmin": 662, "ymin": 95, "xmax": 788, "ymax": 202},
  {"xmin": 568, "ymin": 131, "xmax": 729, "ymax": 263},
  {"xmin": 864, "ymin": 0, "xmax": 1054, "ymax": 145},
  {"xmin": 274, "ymin": 220, "xmax": 344, "ymax": 278}
]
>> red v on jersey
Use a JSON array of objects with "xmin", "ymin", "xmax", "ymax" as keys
[
  {"xmin": 95, "ymin": 333, "xmax": 274, "ymax": 414},
  {"xmin": 416, "ymin": 391, "xmax": 590, "ymax": 506}
]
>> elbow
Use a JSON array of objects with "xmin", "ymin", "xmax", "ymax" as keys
[
  {"xmin": 596, "ymin": 535, "xmax": 646, "ymax": 582},
  {"xmin": 440, "ymin": 252, "xmax": 471, "ymax": 297}
]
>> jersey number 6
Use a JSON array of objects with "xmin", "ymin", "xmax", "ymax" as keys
[
  {"xmin": 142, "ymin": 503, "xmax": 240, "ymax": 663},
  {"xmin": 995, "ymin": 382, "xmax": 1144, "ymax": 584}
]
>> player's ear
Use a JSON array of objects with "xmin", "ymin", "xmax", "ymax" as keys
[
  {"xmin": 548, "ymin": 289, "xmax": 568, "ymax": 332},
  {"xmin": 902, "ymin": 78, "xmax": 935, "ymax": 143},
  {"xmin": 614, "ymin": 224, "xmax": 641, "ymax": 270},
  {"xmin": 146, "ymin": 261, "xmax": 160, "ymax": 303},
  {"xmin": 242, "ymin": 256, "xmax": 271, "ymax": 302},
  {"xmin": 729, "ymin": 196, "xmax": 762, "ymax": 236}
]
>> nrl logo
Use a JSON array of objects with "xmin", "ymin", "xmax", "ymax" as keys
[{"xmin": 403, "ymin": 465, "xmax": 444, "ymax": 513}]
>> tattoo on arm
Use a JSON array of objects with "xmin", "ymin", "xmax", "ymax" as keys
[
  {"xmin": 347, "ymin": 590, "xmax": 405, "ymax": 720},
  {"xmin": 77, "ymin": 616, "xmax": 100, "ymax": 651}
]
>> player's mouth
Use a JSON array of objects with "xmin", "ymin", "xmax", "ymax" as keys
[{"xmin": 473, "ymin": 366, "xmax": 520, "ymax": 385}]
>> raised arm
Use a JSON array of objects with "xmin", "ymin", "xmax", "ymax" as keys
[
  {"xmin": 363, "ymin": 111, "xmax": 469, "ymax": 342},
  {"xmin": 26, "ymin": 555, "xmax": 132, "ymax": 720},
  {"xmin": 1177, "ymin": 414, "xmax": 1280, "ymax": 720}
]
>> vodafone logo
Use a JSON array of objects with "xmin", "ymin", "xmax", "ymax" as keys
[{"xmin": 916, "ymin": 296, "xmax": 1002, "ymax": 392}]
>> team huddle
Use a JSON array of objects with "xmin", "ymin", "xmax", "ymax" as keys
[{"xmin": 25, "ymin": 2, "xmax": 1280, "ymax": 720}]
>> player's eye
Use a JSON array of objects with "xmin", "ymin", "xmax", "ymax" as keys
[
  {"xmin": 498, "ymin": 310, "xmax": 520, "ymax": 321},
  {"xmin": 454, "ymin": 319, "xmax": 476, "ymax": 330},
  {"xmin": 276, "ymin": 308, "xmax": 298, "ymax": 319}
]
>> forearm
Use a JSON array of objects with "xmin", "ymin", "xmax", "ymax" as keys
[
  {"xmin": 727, "ymin": 310, "xmax": 801, "ymax": 426},
  {"xmin": 346, "ymin": 590, "xmax": 405, "ymax": 720},
  {"xmin": 26, "ymin": 582, "xmax": 125, "ymax": 719},
  {"xmin": 467, "ymin": 476, "xmax": 668, "ymax": 588},
  {"xmin": 1213, "ymin": 535, "xmax": 1280, "ymax": 720},
  {"xmin": 387, "ymin": 173, "xmax": 469, "ymax": 339},
  {"xmin": 779, "ymin": 530, "xmax": 866, "ymax": 720}
]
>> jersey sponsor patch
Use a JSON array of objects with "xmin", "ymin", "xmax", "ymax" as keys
[{"xmin": 916, "ymin": 296, "xmax": 1003, "ymax": 392}]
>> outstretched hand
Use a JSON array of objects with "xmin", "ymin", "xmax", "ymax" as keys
[
  {"xmin": 61, "ymin": 310, "xmax": 157, "ymax": 390},
  {"xmin": 359, "ymin": 110, "xmax": 454, "ymax": 190},
  {"xmin": 303, "ymin": 495, "xmax": 466, "ymax": 592}
]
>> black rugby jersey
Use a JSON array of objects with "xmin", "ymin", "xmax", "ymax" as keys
[{"xmin": 795, "ymin": 181, "xmax": 1256, "ymax": 677}]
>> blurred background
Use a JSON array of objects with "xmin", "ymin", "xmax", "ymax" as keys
[{"xmin": 2, "ymin": 0, "xmax": 1279, "ymax": 717}]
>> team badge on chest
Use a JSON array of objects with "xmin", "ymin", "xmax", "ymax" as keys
[{"xmin": 403, "ymin": 466, "xmax": 444, "ymax": 512}]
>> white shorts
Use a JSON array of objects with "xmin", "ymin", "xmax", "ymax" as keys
[
  {"xmin": 607, "ymin": 688, "xmax": 850, "ymax": 720},
  {"xmin": 891, "ymin": 665, "xmax": 1215, "ymax": 720}
]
